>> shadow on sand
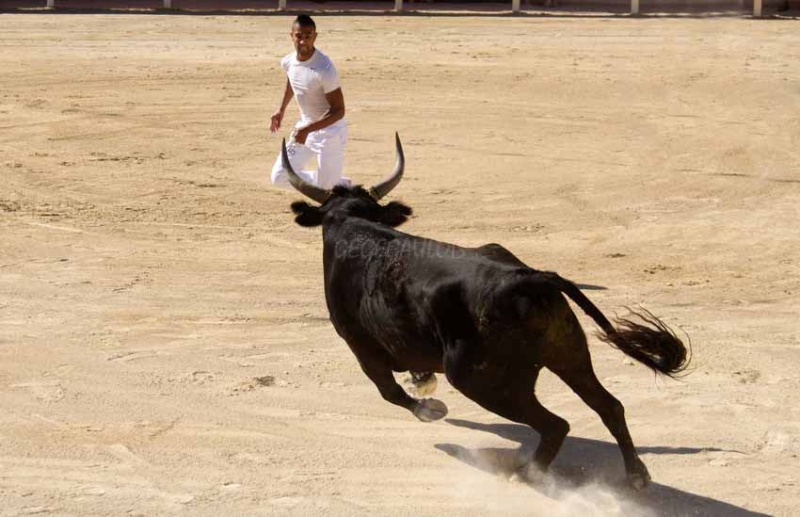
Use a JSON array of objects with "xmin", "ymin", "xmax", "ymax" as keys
[
  {"xmin": 575, "ymin": 283, "xmax": 607, "ymax": 291},
  {"xmin": 436, "ymin": 418, "xmax": 766, "ymax": 517}
]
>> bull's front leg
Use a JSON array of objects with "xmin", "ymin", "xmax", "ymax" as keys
[{"xmin": 356, "ymin": 355, "xmax": 447, "ymax": 422}]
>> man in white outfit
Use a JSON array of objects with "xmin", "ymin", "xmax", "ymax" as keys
[{"xmin": 270, "ymin": 14, "xmax": 349, "ymax": 190}]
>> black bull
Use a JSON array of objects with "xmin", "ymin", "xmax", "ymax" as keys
[{"xmin": 280, "ymin": 136, "xmax": 690, "ymax": 489}]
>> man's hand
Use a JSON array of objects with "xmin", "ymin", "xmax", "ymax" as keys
[
  {"xmin": 270, "ymin": 110, "xmax": 284, "ymax": 133},
  {"xmin": 293, "ymin": 126, "xmax": 310, "ymax": 145}
]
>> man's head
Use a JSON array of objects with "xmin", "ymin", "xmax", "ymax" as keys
[{"xmin": 291, "ymin": 15, "xmax": 317, "ymax": 61}]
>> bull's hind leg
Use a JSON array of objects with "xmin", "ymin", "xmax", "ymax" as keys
[
  {"xmin": 444, "ymin": 339, "xmax": 570, "ymax": 478},
  {"xmin": 547, "ymin": 344, "xmax": 651, "ymax": 489},
  {"xmin": 514, "ymin": 392, "xmax": 571, "ymax": 476},
  {"xmin": 355, "ymin": 352, "xmax": 447, "ymax": 422}
]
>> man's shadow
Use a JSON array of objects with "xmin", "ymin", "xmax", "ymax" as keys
[{"xmin": 436, "ymin": 419, "xmax": 766, "ymax": 517}]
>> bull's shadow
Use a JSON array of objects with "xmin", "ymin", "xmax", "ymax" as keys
[
  {"xmin": 575, "ymin": 283, "xmax": 606, "ymax": 291},
  {"xmin": 436, "ymin": 419, "xmax": 765, "ymax": 517}
]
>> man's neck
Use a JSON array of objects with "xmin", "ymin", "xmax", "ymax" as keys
[{"xmin": 297, "ymin": 48, "xmax": 316, "ymax": 62}]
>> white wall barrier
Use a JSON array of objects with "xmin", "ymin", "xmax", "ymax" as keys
[{"xmin": 40, "ymin": 0, "xmax": 766, "ymax": 18}]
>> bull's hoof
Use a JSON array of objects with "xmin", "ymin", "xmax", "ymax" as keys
[
  {"xmin": 627, "ymin": 470, "xmax": 651, "ymax": 491},
  {"xmin": 410, "ymin": 372, "xmax": 438, "ymax": 397},
  {"xmin": 413, "ymin": 398, "xmax": 448, "ymax": 422},
  {"xmin": 512, "ymin": 462, "xmax": 547, "ymax": 485},
  {"xmin": 627, "ymin": 462, "xmax": 651, "ymax": 490}
]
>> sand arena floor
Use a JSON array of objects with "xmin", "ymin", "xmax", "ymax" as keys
[{"xmin": 1, "ymin": 12, "xmax": 799, "ymax": 516}]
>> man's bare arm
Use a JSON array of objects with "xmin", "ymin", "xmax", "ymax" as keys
[
  {"xmin": 293, "ymin": 88, "xmax": 345, "ymax": 143},
  {"xmin": 270, "ymin": 79, "xmax": 295, "ymax": 133}
]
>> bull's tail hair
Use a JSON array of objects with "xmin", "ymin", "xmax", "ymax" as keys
[
  {"xmin": 543, "ymin": 272, "xmax": 691, "ymax": 378},
  {"xmin": 597, "ymin": 307, "xmax": 691, "ymax": 378}
]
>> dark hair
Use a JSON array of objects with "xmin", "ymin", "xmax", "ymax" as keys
[{"xmin": 293, "ymin": 14, "xmax": 316, "ymax": 30}]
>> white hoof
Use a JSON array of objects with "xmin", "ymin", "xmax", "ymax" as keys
[
  {"xmin": 413, "ymin": 398, "xmax": 448, "ymax": 422},
  {"xmin": 411, "ymin": 373, "xmax": 438, "ymax": 397}
]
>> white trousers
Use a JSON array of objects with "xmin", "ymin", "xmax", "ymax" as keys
[{"xmin": 271, "ymin": 123, "xmax": 349, "ymax": 190}]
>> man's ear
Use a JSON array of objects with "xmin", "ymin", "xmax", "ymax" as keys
[{"xmin": 291, "ymin": 201, "xmax": 325, "ymax": 227}]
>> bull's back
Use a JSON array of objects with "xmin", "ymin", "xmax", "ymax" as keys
[{"xmin": 322, "ymin": 221, "xmax": 573, "ymax": 367}]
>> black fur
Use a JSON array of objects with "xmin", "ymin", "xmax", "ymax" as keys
[
  {"xmin": 290, "ymin": 185, "xmax": 412, "ymax": 228},
  {"xmin": 598, "ymin": 308, "xmax": 691, "ymax": 378},
  {"xmin": 287, "ymin": 178, "xmax": 689, "ymax": 489},
  {"xmin": 538, "ymin": 274, "xmax": 691, "ymax": 377},
  {"xmin": 291, "ymin": 201, "xmax": 324, "ymax": 227}
]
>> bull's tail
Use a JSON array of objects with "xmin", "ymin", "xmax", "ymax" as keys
[{"xmin": 541, "ymin": 272, "xmax": 690, "ymax": 378}]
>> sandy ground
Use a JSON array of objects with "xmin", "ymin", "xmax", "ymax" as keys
[{"xmin": 1, "ymin": 12, "xmax": 799, "ymax": 516}]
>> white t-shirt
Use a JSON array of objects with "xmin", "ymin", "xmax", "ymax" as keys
[{"xmin": 281, "ymin": 49, "xmax": 345, "ymax": 129}]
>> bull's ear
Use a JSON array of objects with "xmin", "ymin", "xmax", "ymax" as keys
[
  {"xmin": 379, "ymin": 201, "xmax": 413, "ymax": 227},
  {"xmin": 291, "ymin": 201, "xmax": 324, "ymax": 227}
]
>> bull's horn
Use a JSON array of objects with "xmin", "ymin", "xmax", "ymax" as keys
[
  {"xmin": 281, "ymin": 138, "xmax": 332, "ymax": 204},
  {"xmin": 368, "ymin": 133, "xmax": 404, "ymax": 201}
]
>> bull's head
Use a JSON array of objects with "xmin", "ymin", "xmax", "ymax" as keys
[{"xmin": 281, "ymin": 133, "xmax": 412, "ymax": 228}]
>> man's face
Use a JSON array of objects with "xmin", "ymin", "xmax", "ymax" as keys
[{"xmin": 291, "ymin": 24, "xmax": 317, "ymax": 60}]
